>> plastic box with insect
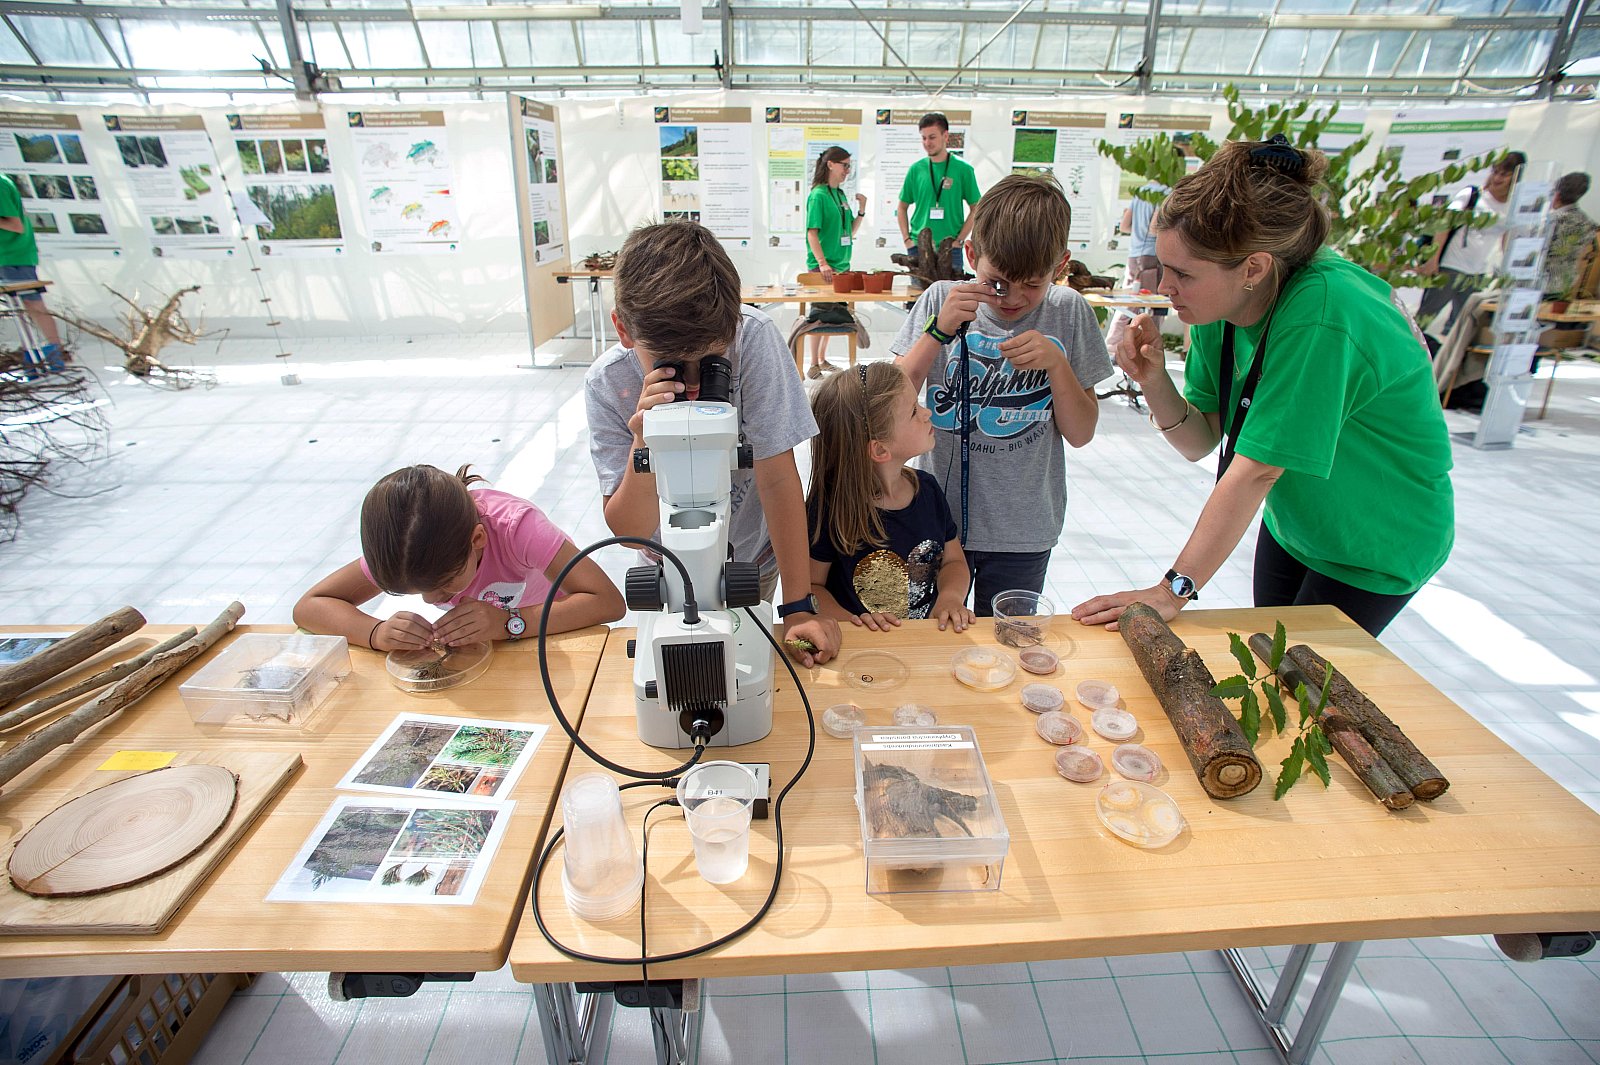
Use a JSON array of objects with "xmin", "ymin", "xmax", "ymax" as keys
[
  {"xmin": 852, "ymin": 725, "xmax": 1009, "ymax": 895},
  {"xmin": 178, "ymin": 633, "xmax": 350, "ymax": 729}
]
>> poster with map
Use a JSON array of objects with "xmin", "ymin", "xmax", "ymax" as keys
[{"xmin": 347, "ymin": 110, "xmax": 459, "ymax": 253}]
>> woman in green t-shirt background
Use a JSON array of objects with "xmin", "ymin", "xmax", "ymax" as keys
[
  {"xmin": 802, "ymin": 146, "xmax": 866, "ymax": 379},
  {"xmin": 1073, "ymin": 136, "xmax": 1454, "ymax": 637}
]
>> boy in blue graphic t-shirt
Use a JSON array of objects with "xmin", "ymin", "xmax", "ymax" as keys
[{"xmin": 892, "ymin": 173, "xmax": 1112, "ymax": 615}]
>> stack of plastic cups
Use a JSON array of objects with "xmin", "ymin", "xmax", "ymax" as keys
[{"xmin": 560, "ymin": 772, "xmax": 644, "ymax": 922}]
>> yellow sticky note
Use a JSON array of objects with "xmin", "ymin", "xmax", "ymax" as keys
[{"xmin": 98, "ymin": 751, "xmax": 178, "ymax": 771}]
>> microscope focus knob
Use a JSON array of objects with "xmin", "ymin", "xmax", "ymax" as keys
[
  {"xmin": 625, "ymin": 565, "xmax": 664, "ymax": 611},
  {"xmin": 632, "ymin": 447, "xmax": 651, "ymax": 473},
  {"xmin": 723, "ymin": 562, "xmax": 762, "ymax": 609},
  {"xmin": 626, "ymin": 639, "xmax": 636, "ymax": 659},
  {"xmin": 644, "ymin": 681, "xmax": 658, "ymax": 700}
]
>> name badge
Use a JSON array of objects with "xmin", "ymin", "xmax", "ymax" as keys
[
  {"xmin": 839, "ymin": 235, "xmax": 851, "ymax": 246},
  {"xmin": 930, "ymin": 208, "xmax": 946, "ymax": 220},
  {"xmin": 940, "ymin": 177, "xmax": 953, "ymax": 191}
]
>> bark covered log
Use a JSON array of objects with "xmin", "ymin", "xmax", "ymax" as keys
[
  {"xmin": 0, "ymin": 627, "xmax": 198, "ymax": 734},
  {"xmin": 1281, "ymin": 642, "xmax": 1448, "ymax": 801},
  {"xmin": 0, "ymin": 606, "xmax": 146, "ymax": 708},
  {"xmin": 0, "ymin": 603, "xmax": 244, "ymax": 795},
  {"xmin": 1249, "ymin": 633, "xmax": 1414, "ymax": 810},
  {"xmin": 1118, "ymin": 603, "xmax": 1263, "ymax": 799}
]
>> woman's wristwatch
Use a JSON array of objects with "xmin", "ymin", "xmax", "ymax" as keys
[{"xmin": 1164, "ymin": 570, "xmax": 1199, "ymax": 602}]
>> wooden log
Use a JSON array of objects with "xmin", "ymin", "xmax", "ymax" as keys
[
  {"xmin": 1282, "ymin": 642, "xmax": 1449, "ymax": 802},
  {"xmin": 1118, "ymin": 603, "xmax": 1263, "ymax": 799},
  {"xmin": 0, "ymin": 602, "xmax": 244, "ymax": 796},
  {"xmin": 0, "ymin": 606, "xmax": 146, "ymax": 708},
  {"xmin": 0, "ymin": 627, "xmax": 198, "ymax": 734},
  {"xmin": 1248, "ymin": 633, "xmax": 1414, "ymax": 810}
]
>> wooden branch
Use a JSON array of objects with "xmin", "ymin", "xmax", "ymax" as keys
[
  {"xmin": 1282, "ymin": 642, "xmax": 1449, "ymax": 802},
  {"xmin": 1119, "ymin": 604, "xmax": 1263, "ymax": 799},
  {"xmin": 0, "ymin": 607, "xmax": 146, "ymax": 709},
  {"xmin": 1249, "ymin": 633, "xmax": 1414, "ymax": 810},
  {"xmin": 0, "ymin": 628, "xmax": 198, "ymax": 734},
  {"xmin": 0, "ymin": 602, "xmax": 245, "ymax": 796}
]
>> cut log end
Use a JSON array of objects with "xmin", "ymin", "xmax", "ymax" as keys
[{"xmin": 1205, "ymin": 756, "xmax": 1263, "ymax": 799}]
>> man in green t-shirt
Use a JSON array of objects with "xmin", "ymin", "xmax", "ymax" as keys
[
  {"xmin": 897, "ymin": 113, "xmax": 982, "ymax": 276},
  {"xmin": 0, "ymin": 174, "xmax": 66, "ymax": 373}
]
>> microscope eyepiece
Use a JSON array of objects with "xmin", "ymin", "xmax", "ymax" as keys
[{"xmin": 697, "ymin": 354, "xmax": 733, "ymax": 404}]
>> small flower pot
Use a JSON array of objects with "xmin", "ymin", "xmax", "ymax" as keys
[
  {"xmin": 863, "ymin": 273, "xmax": 891, "ymax": 294},
  {"xmin": 1548, "ymin": 300, "xmax": 1571, "ymax": 314},
  {"xmin": 832, "ymin": 272, "xmax": 855, "ymax": 294}
]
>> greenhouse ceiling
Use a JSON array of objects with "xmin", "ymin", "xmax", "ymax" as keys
[{"xmin": 0, "ymin": 0, "xmax": 1597, "ymax": 103}]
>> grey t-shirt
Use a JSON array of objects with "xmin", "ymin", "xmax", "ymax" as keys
[
  {"xmin": 890, "ymin": 282, "xmax": 1112, "ymax": 553},
  {"xmin": 584, "ymin": 306, "xmax": 818, "ymax": 575}
]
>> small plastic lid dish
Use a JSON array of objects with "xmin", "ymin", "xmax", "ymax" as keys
[
  {"xmin": 1096, "ymin": 780, "xmax": 1186, "ymax": 847},
  {"xmin": 842, "ymin": 650, "xmax": 909, "ymax": 691},
  {"xmin": 1111, "ymin": 743, "xmax": 1162, "ymax": 781},
  {"xmin": 822, "ymin": 703, "xmax": 868, "ymax": 738},
  {"xmin": 1091, "ymin": 706, "xmax": 1138, "ymax": 741},
  {"xmin": 1018, "ymin": 647, "xmax": 1060, "ymax": 675},
  {"xmin": 1035, "ymin": 710, "xmax": 1084, "ymax": 746},
  {"xmin": 1019, "ymin": 683, "xmax": 1064, "ymax": 714},
  {"xmin": 386, "ymin": 642, "xmax": 492, "ymax": 693},
  {"xmin": 1076, "ymin": 679, "xmax": 1120, "ymax": 712},
  {"xmin": 892, "ymin": 704, "xmax": 938, "ymax": 727},
  {"xmin": 951, "ymin": 647, "xmax": 1017, "ymax": 692},
  {"xmin": 1054, "ymin": 746, "xmax": 1103, "ymax": 783}
]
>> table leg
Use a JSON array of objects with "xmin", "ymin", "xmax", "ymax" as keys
[
  {"xmin": 3, "ymin": 290, "xmax": 45, "ymax": 371},
  {"xmin": 1220, "ymin": 941, "xmax": 1364, "ymax": 1065},
  {"xmin": 588, "ymin": 278, "xmax": 602, "ymax": 362},
  {"xmin": 1538, "ymin": 351, "xmax": 1563, "ymax": 419},
  {"xmin": 533, "ymin": 982, "xmax": 608, "ymax": 1065},
  {"xmin": 647, "ymin": 1002, "xmax": 698, "ymax": 1065}
]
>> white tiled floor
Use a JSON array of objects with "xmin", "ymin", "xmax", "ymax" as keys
[{"xmin": 5, "ymin": 330, "xmax": 1599, "ymax": 1065}]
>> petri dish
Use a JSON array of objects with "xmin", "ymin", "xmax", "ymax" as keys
[
  {"xmin": 1111, "ymin": 743, "xmax": 1162, "ymax": 782},
  {"xmin": 892, "ymin": 704, "xmax": 938, "ymax": 727},
  {"xmin": 822, "ymin": 703, "xmax": 868, "ymax": 738},
  {"xmin": 951, "ymin": 647, "xmax": 1017, "ymax": 692},
  {"xmin": 1095, "ymin": 780, "xmax": 1186, "ymax": 847},
  {"xmin": 1076, "ymin": 679, "xmax": 1121, "ymax": 713},
  {"xmin": 1020, "ymin": 683, "xmax": 1065, "ymax": 714},
  {"xmin": 386, "ymin": 642, "xmax": 492, "ymax": 694},
  {"xmin": 1035, "ymin": 710, "xmax": 1084, "ymax": 746},
  {"xmin": 1018, "ymin": 646, "xmax": 1060, "ymax": 675},
  {"xmin": 1054, "ymin": 746, "xmax": 1103, "ymax": 783},
  {"xmin": 1091, "ymin": 706, "xmax": 1138, "ymax": 742},
  {"xmin": 842, "ymin": 650, "xmax": 910, "ymax": 692}
]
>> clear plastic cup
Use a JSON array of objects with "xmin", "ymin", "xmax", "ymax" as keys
[
  {"xmin": 991, "ymin": 590, "xmax": 1055, "ymax": 649},
  {"xmin": 676, "ymin": 761, "xmax": 758, "ymax": 885},
  {"xmin": 560, "ymin": 773, "xmax": 643, "ymax": 921}
]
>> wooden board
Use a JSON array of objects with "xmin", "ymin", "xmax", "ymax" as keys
[{"xmin": 0, "ymin": 750, "xmax": 301, "ymax": 935}]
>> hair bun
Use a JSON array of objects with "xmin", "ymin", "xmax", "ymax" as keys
[{"xmin": 1248, "ymin": 134, "xmax": 1307, "ymax": 178}]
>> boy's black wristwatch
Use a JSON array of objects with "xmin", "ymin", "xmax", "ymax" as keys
[{"xmin": 923, "ymin": 314, "xmax": 956, "ymax": 345}]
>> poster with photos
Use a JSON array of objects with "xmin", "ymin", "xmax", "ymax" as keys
[
  {"xmin": 1011, "ymin": 110, "xmax": 1108, "ymax": 249},
  {"xmin": 0, "ymin": 111, "xmax": 120, "ymax": 255},
  {"xmin": 103, "ymin": 113, "xmax": 234, "ymax": 258},
  {"xmin": 227, "ymin": 112, "xmax": 343, "ymax": 257},
  {"xmin": 337, "ymin": 712, "xmax": 546, "ymax": 801},
  {"xmin": 653, "ymin": 105, "xmax": 753, "ymax": 248},
  {"xmin": 518, "ymin": 97, "xmax": 565, "ymax": 264},
  {"xmin": 347, "ymin": 110, "xmax": 460, "ymax": 253},
  {"xmin": 1383, "ymin": 107, "xmax": 1509, "ymax": 187},
  {"xmin": 764, "ymin": 106, "xmax": 860, "ymax": 251},
  {"xmin": 267, "ymin": 796, "xmax": 511, "ymax": 905}
]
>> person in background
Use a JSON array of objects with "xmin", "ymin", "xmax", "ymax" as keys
[
  {"xmin": 803, "ymin": 145, "xmax": 867, "ymax": 378},
  {"xmin": 0, "ymin": 174, "xmax": 67, "ymax": 374},
  {"xmin": 1543, "ymin": 171, "xmax": 1597, "ymax": 300},
  {"xmin": 1073, "ymin": 137, "xmax": 1453, "ymax": 638},
  {"xmin": 295, "ymin": 464, "xmax": 624, "ymax": 651},
  {"xmin": 897, "ymin": 112, "xmax": 983, "ymax": 277},
  {"xmin": 1416, "ymin": 151, "xmax": 1527, "ymax": 336},
  {"xmin": 1104, "ymin": 162, "xmax": 1178, "ymax": 358}
]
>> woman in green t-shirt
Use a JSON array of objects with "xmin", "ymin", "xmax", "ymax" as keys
[
  {"xmin": 802, "ymin": 146, "xmax": 866, "ymax": 378},
  {"xmin": 1073, "ymin": 136, "xmax": 1454, "ymax": 637}
]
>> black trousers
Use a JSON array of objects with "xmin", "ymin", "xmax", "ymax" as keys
[{"xmin": 1252, "ymin": 522, "xmax": 1416, "ymax": 637}]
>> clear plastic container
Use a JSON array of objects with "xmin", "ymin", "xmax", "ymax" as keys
[
  {"xmin": 386, "ymin": 642, "xmax": 492, "ymax": 694},
  {"xmin": 179, "ymin": 633, "xmax": 350, "ymax": 729},
  {"xmin": 854, "ymin": 725, "xmax": 1009, "ymax": 894},
  {"xmin": 951, "ymin": 647, "xmax": 1016, "ymax": 692},
  {"xmin": 1096, "ymin": 780, "xmax": 1186, "ymax": 848}
]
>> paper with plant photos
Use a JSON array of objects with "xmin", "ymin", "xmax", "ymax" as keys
[
  {"xmin": 267, "ymin": 797, "xmax": 511, "ymax": 905},
  {"xmin": 102, "ymin": 113, "xmax": 235, "ymax": 258},
  {"xmin": 0, "ymin": 111, "xmax": 121, "ymax": 256},
  {"xmin": 337, "ymin": 713, "xmax": 545, "ymax": 801},
  {"xmin": 227, "ymin": 112, "xmax": 344, "ymax": 258}
]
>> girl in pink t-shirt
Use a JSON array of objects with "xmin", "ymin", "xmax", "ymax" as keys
[{"xmin": 295, "ymin": 464, "xmax": 623, "ymax": 651}]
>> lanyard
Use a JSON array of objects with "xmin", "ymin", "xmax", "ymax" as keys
[
  {"xmin": 957, "ymin": 324, "xmax": 972, "ymax": 544},
  {"xmin": 928, "ymin": 156, "xmax": 951, "ymax": 204},
  {"xmin": 1215, "ymin": 318, "xmax": 1272, "ymax": 482},
  {"xmin": 833, "ymin": 187, "xmax": 850, "ymax": 229}
]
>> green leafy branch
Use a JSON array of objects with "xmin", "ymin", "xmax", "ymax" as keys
[{"xmin": 1209, "ymin": 621, "xmax": 1337, "ymax": 799}]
